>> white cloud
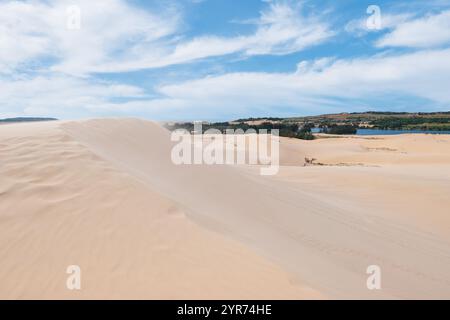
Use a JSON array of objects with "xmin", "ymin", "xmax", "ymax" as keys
[
  {"xmin": 2, "ymin": 0, "xmax": 449, "ymax": 120},
  {"xmin": 144, "ymin": 48, "xmax": 450, "ymax": 118},
  {"xmin": 0, "ymin": 1, "xmax": 50, "ymax": 73},
  {"xmin": 345, "ymin": 13, "xmax": 413, "ymax": 36},
  {"xmin": 0, "ymin": 0, "xmax": 338, "ymax": 120},
  {"xmin": 244, "ymin": 2, "xmax": 333, "ymax": 55},
  {"xmin": 0, "ymin": 0, "xmax": 332, "ymax": 76},
  {"xmin": 0, "ymin": 0, "xmax": 180, "ymax": 75},
  {"xmin": 76, "ymin": 1, "xmax": 333, "ymax": 73},
  {"xmin": 0, "ymin": 75, "xmax": 147, "ymax": 118},
  {"xmin": 4, "ymin": 48, "xmax": 450, "ymax": 120},
  {"xmin": 377, "ymin": 10, "xmax": 450, "ymax": 48}
]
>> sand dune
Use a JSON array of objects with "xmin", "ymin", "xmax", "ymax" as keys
[
  {"xmin": 0, "ymin": 121, "xmax": 318, "ymax": 299},
  {"xmin": 1, "ymin": 119, "xmax": 450, "ymax": 299}
]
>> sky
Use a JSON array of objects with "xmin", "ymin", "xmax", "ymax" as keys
[{"xmin": 1, "ymin": 0, "xmax": 450, "ymax": 121}]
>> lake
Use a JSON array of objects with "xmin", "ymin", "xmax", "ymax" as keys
[{"xmin": 311, "ymin": 128, "xmax": 450, "ymax": 135}]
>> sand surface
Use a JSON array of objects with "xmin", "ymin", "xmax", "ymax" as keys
[
  {"xmin": 0, "ymin": 121, "xmax": 318, "ymax": 299},
  {"xmin": 1, "ymin": 118, "xmax": 450, "ymax": 299}
]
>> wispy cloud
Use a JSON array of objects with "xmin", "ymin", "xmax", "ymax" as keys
[
  {"xmin": 143, "ymin": 48, "xmax": 450, "ymax": 119},
  {"xmin": 376, "ymin": 10, "xmax": 450, "ymax": 48},
  {"xmin": 345, "ymin": 13, "xmax": 413, "ymax": 37},
  {"xmin": 0, "ymin": 0, "xmax": 180, "ymax": 76},
  {"xmin": 0, "ymin": 0, "xmax": 332, "ymax": 75},
  {"xmin": 73, "ymin": 1, "xmax": 334, "ymax": 73},
  {"xmin": 0, "ymin": 74, "xmax": 147, "ymax": 118}
]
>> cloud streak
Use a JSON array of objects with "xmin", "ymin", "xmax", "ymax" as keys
[{"xmin": 377, "ymin": 10, "xmax": 450, "ymax": 48}]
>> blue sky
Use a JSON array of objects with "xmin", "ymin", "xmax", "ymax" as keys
[{"xmin": 1, "ymin": 0, "xmax": 450, "ymax": 121}]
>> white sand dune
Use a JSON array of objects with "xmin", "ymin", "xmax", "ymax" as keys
[
  {"xmin": 1, "ymin": 118, "xmax": 450, "ymax": 299},
  {"xmin": 0, "ymin": 121, "xmax": 318, "ymax": 299},
  {"xmin": 62, "ymin": 119, "xmax": 450, "ymax": 299}
]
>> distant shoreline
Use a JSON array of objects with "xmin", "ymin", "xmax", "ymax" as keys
[
  {"xmin": 312, "ymin": 128, "xmax": 450, "ymax": 135},
  {"xmin": 0, "ymin": 117, "xmax": 58, "ymax": 124},
  {"xmin": 166, "ymin": 111, "xmax": 450, "ymax": 140}
]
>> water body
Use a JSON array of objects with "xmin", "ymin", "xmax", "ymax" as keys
[{"xmin": 311, "ymin": 128, "xmax": 450, "ymax": 135}]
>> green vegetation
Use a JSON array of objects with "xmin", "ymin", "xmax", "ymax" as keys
[
  {"xmin": 296, "ymin": 131, "xmax": 315, "ymax": 140},
  {"xmin": 165, "ymin": 121, "xmax": 316, "ymax": 140},
  {"xmin": 165, "ymin": 111, "xmax": 450, "ymax": 139},
  {"xmin": 370, "ymin": 117, "xmax": 450, "ymax": 130},
  {"xmin": 287, "ymin": 111, "xmax": 450, "ymax": 131},
  {"xmin": 321, "ymin": 125, "xmax": 357, "ymax": 135},
  {"xmin": 404, "ymin": 123, "xmax": 450, "ymax": 131},
  {"xmin": 296, "ymin": 123, "xmax": 315, "ymax": 140}
]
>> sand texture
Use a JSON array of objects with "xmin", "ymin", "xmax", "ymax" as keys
[{"xmin": 1, "ymin": 119, "xmax": 450, "ymax": 299}]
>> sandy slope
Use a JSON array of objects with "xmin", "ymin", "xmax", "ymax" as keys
[
  {"xmin": 0, "ymin": 121, "xmax": 319, "ymax": 299},
  {"xmin": 62, "ymin": 119, "xmax": 450, "ymax": 299},
  {"xmin": 1, "ymin": 118, "xmax": 450, "ymax": 299}
]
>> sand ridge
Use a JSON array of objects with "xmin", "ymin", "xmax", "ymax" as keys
[
  {"xmin": 0, "ymin": 121, "xmax": 320, "ymax": 299},
  {"xmin": 61, "ymin": 119, "xmax": 450, "ymax": 299}
]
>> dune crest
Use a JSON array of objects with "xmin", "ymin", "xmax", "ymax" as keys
[
  {"xmin": 61, "ymin": 119, "xmax": 450, "ymax": 299},
  {"xmin": 0, "ymin": 121, "xmax": 319, "ymax": 299}
]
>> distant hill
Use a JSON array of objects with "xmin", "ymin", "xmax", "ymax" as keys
[
  {"xmin": 236, "ymin": 111, "xmax": 450, "ymax": 123},
  {"xmin": 0, "ymin": 117, "xmax": 58, "ymax": 124},
  {"xmin": 234, "ymin": 111, "xmax": 450, "ymax": 131},
  {"xmin": 166, "ymin": 111, "xmax": 450, "ymax": 135}
]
